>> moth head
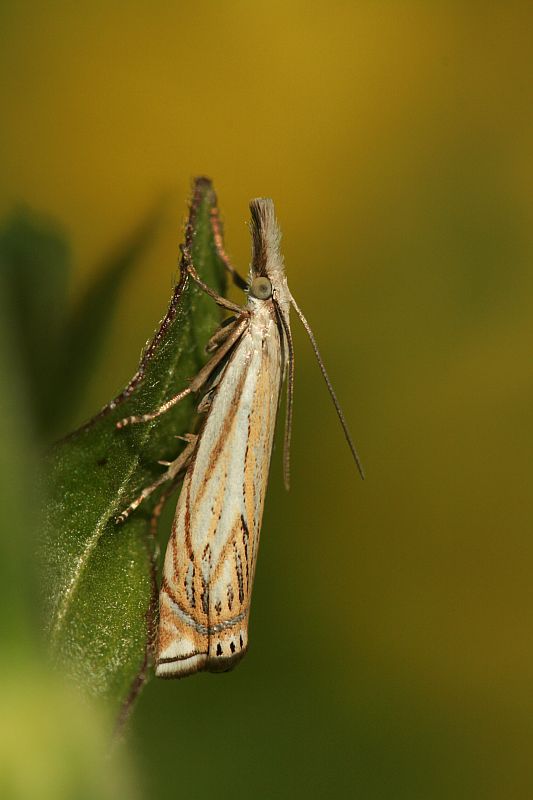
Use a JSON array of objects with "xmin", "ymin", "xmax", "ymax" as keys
[
  {"xmin": 249, "ymin": 198, "xmax": 284, "ymax": 278},
  {"xmin": 248, "ymin": 197, "xmax": 291, "ymax": 310}
]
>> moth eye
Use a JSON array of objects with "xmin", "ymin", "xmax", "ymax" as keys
[{"xmin": 250, "ymin": 276, "xmax": 272, "ymax": 299}]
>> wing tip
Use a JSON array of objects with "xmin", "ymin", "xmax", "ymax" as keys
[
  {"xmin": 206, "ymin": 647, "xmax": 248, "ymax": 674},
  {"xmin": 155, "ymin": 652, "xmax": 208, "ymax": 679},
  {"xmin": 155, "ymin": 647, "xmax": 249, "ymax": 679}
]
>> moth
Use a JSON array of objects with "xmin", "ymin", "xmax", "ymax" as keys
[{"xmin": 117, "ymin": 197, "xmax": 363, "ymax": 678}]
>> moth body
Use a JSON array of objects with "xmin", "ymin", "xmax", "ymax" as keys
[{"xmin": 157, "ymin": 200, "xmax": 288, "ymax": 677}]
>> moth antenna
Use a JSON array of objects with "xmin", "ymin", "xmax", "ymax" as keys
[
  {"xmin": 290, "ymin": 295, "xmax": 365, "ymax": 480},
  {"xmin": 276, "ymin": 307, "xmax": 294, "ymax": 491}
]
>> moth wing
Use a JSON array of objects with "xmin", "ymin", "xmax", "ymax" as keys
[
  {"xmin": 204, "ymin": 321, "xmax": 282, "ymax": 671},
  {"xmin": 156, "ymin": 488, "xmax": 210, "ymax": 678},
  {"xmin": 156, "ymin": 317, "xmax": 282, "ymax": 677}
]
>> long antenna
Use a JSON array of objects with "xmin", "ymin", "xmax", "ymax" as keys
[
  {"xmin": 290, "ymin": 295, "xmax": 365, "ymax": 480},
  {"xmin": 276, "ymin": 306, "xmax": 295, "ymax": 491}
]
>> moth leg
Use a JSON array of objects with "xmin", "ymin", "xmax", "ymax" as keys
[
  {"xmin": 205, "ymin": 316, "xmax": 238, "ymax": 353},
  {"xmin": 148, "ymin": 469, "xmax": 183, "ymax": 545},
  {"xmin": 181, "ymin": 252, "xmax": 243, "ymax": 313},
  {"xmin": 115, "ymin": 434, "xmax": 197, "ymax": 524},
  {"xmin": 117, "ymin": 315, "xmax": 249, "ymax": 427},
  {"xmin": 209, "ymin": 206, "xmax": 249, "ymax": 291},
  {"xmin": 197, "ymin": 386, "xmax": 216, "ymax": 414}
]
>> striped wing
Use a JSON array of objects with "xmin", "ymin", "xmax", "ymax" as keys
[{"xmin": 156, "ymin": 310, "xmax": 283, "ymax": 677}]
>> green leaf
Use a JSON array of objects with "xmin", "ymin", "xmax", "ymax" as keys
[{"xmin": 41, "ymin": 178, "xmax": 227, "ymax": 721}]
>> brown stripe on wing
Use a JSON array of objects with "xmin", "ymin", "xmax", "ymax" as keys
[
  {"xmin": 184, "ymin": 474, "xmax": 193, "ymax": 556},
  {"xmin": 157, "ymin": 650, "xmax": 208, "ymax": 665},
  {"xmin": 233, "ymin": 540, "xmax": 245, "ymax": 604},
  {"xmin": 209, "ymin": 514, "xmax": 244, "ymax": 586},
  {"xmin": 191, "ymin": 358, "xmax": 250, "ymax": 511},
  {"xmin": 241, "ymin": 514, "xmax": 250, "ymax": 589},
  {"xmin": 243, "ymin": 335, "xmax": 279, "ymax": 557}
]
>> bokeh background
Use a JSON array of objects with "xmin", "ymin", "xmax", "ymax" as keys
[{"xmin": 1, "ymin": 2, "xmax": 533, "ymax": 798}]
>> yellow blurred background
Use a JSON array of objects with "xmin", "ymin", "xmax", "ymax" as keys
[{"xmin": 1, "ymin": 2, "xmax": 532, "ymax": 797}]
